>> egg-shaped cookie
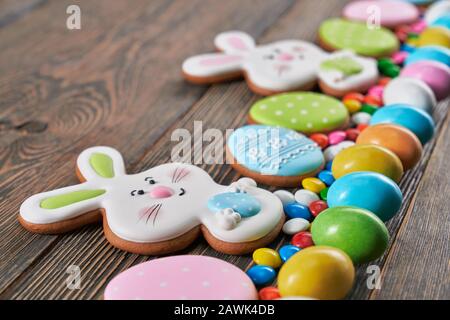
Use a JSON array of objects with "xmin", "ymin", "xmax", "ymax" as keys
[
  {"xmin": 332, "ymin": 144, "xmax": 404, "ymax": 182},
  {"xmin": 227, "ymin": 125, "xmax": 325, "ymax": 187},
  {"xmin": 356, "ymin": 124, "xmax": 422, "ymax": 170}
]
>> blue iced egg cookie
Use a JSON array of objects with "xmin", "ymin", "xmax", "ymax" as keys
[
  {"xmin": 327, "ymin": 172, "xmax": 402, "ymax": 222},
  {"xmin": 208, "ymin": 192, "xmax": 261, "ymax": 217},
  {"xmin": 432, "ymin": 15, "xmax": 450, "ymax": 29},
  {"xmin": 405, "ymin": 46, "xmax": 450, "ymax": 66},
  {"xmin": 370, "ymin": 104, "xmax": 435, "ymax": 144},
  {"xmin": 227, "ymin": 125, "xmax": 325, "ymax": 187}
]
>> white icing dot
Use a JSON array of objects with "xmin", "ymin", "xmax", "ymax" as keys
[
  {"xmin": 291, "ymin": 118, "xmax": 298, "ymax": 123},
  {"xmin": 242, "ymin": 282, "xmax": 249, "ymax": 287},
  {"xmin": 113, "ymin": 287, "xmax": 119, "ymax": 292},
  {"xmin": 322, "ymin": 117, "xmax": 329, "ymax": 123},
  {"xmin": 270, "ymin": 97, "xmax": 278, "ymax": 102},
  {"xmin": 181, "ymin": 267, "xmax": 190, "ymax": 272},
  {"xmin": 202, "ymin": 281, "xmax": 211, "ymax": 287},
  {"xmin": 312, "ymin": 102, "xmax": 319, "ymax": 107},
  {"xmin": 222, "ymin": 268, "xmax": 229, "ymax": 273},
  {"xmin": 233, "ymin": 205, "xmax": 238, "ymax": 209},
  {"xmin": 137, "ymin": 271, "xmax": 144, "ymax": 277},
  {"xmin": 307, "ymin": 123, "xmax": 313, "ymax": 128},
  {"xmin": 260, "ymin": 104, "xmax": 268, "ymax": 110},
  {"xmin": 320, "ymin": 96, "xmax": 326, "ymax": 100},
  {"xmin": 275, "ymin": 110, "xmax": 283, "ymax": 116},
  {"xmin": 160, "ymin": 282, "xmax": 168, "ymax": 288},
  {"xmin": 248, "ymin": 207, "xmax": 252, "ymax": 211},
  {"xmin": 329, "ymin": 109, "xmax": 336, "ymax": 114},
  {"xmin": 296, "ymin": 96, "xmax": 304, "ymax": 100},
  {"xmin": 287, "ymin": 102, "xmax": 295, "ymax": 108},
  {"xmin": 216, "ymin": 202, "xmax": 221, "ymax": 206},
  {"xmin": 300, "ymin": 109, "xmax": 308, "ymax": 115}
]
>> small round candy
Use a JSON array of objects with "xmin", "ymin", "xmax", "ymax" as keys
[
  {"xmin": 294, "ymin": 189, "xmax": 320, "ymax": 206},
  {"xmin": 356, "ymin": 123, "xmax": 369, "ymax": 132},
  {"xmin": 302, "ymin": 177, "xmax": 326, "ymax": 193},
  {"xmin": 317, "ymin": 170, "xmax": 335, "ymax": 186},
  {"xmin": 328, "ymin": 172, "xmax": 403, "ymax": 222},
  {"xmin": 356, "ymin": 124, "xmax": 423, "ymax": 170},
  {"xmin": 277, "ymin": 246, "xmax": 355, "ymax": 300},
  {"xmin": 325, "ymin": 161, "xmax": 333, "ymax": 171},
  {"xmin": 259, "ymin": 286, "xmax": 281, "ymax": 300},
  {"xmin": 383, "ymin": 77, "xmax": 437, "ymax": 114},
  {"xmin": 309, "ymin": 200, "xmax": 328, "ymax": 217},
  {"xmin": 279, "ymin": 244, "xmax": 301, "ymax": 262},
  {"xmin": 352, "ymin": 112, "xmax": 372, "ymax": 125},
  {"xmin": 361, "ymin": 104, "xmax": 378, "ymax": 115},
  {"xmin": 370, "ymin": 104, "xmax": 435, "ymax": 145},
  {"xmin": 343, "ymin": 98, "xmax": 362, "ymax": 114},
  {"xmin": 274, "ymin": 190, "xmax": 295, "ymax": 206},
  {"xmin": 400, "ymin": 60, "xmax": 450, "ymax": 101},
  {"xmin": 405, "ymin": 46, "xmax": 450, "ymax": 66},
  {"xmin": 328, "ymin": 131, "xmax": 346, "ymax": 145},
  {"xmin": 291, "ymin": 231, "xmax": 314, "ymax": 248},
  {"xmin": 309, "ymin": 133, "xmax": 329, "ymax": 149},
  {"xmin": 311, "ymin": 207, "xmax": 389, "ymax": 264},
  {"xmin": 282, "ymin": 218, "xmax": 310, "ymax": 235},
  {"xmin": 247, "ymin": 265, "xmax": 276, "ymax": 286},
  {"xmin": 391, "ymin": 51, "xmax": 408, "ymax": 65},
  {"xmin": 253, "ymin": 248, "xmax": 282, "ymax": 269},
  {"xmin": 332, "ymin": 144, "xmax": 404, "ymax": 182},
  {"xmin": 363, "ymin": 94, "xmax": 381, "ymax": 106},
  {"xmin": 343, "ymin": 92, "xmax": 365, "ymax": 102},
  {"xmin": 284, "ymin": 202, "xmax": 313, "ymax": 220},
  {"xmin": 345, "ymin": 128, "xmax": 360, "ymax": 141},
  {"xmin": 319, "ymin": 187, "xmax": 329, "ymax": 201},
  {"xmin": 368, "ymin": 85, "xmax": 384, "ymax": 99},
  {"xmin": 418, "ymin": 27, "xmax": 450, "ymax": 48}
]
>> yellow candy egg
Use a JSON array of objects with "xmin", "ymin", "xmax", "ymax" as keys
[
  {"xmin": 332, "ymin": 144, "xmax": 404, "ymax": 182},
  {"xmin": 253, "ymin": 248, "xmax": 282, "ymax": 269},
  {"xmin": 418, "ymin": 27, "xmax": 450, "ymax": 48},
  {"xmin": 301, "ymin": 177, "xmax": 326, "ymax": 194},
  {"xmin": 277, "ymin": 246, "xmax": 355, "ymax": 300}
]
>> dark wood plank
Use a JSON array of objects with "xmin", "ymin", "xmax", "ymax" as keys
[
  {"xmin": 369, "ymin": 110, "xmax": 450, "ymax": 300},
  {"xmin": 0, "ymin": 0, "xmax": 352, "ymax": 299},
  {"xmin": 0, "ymin": 0, "xmax": 296, "ymax": 296}
]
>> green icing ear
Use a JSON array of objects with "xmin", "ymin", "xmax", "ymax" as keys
[
  {"xmin": 89, "ymin": 153, "xmax": 114, "ymax": 178},
  {"xmin": 40, "ymin": 190, "xmax": 106, "ymax": 209},
  {"xmin": 321, "ymin": 57, "xmax": 363, "ymax": 76}
]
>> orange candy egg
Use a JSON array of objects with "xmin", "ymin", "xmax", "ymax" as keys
[{"xmin": 356, "ymin": 124, "xmax": 422, "ymax": 170}]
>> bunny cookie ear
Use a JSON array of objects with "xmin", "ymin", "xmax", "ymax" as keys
[
  {"xmin": 76, "ymin": 146, "xmax": 126, "ymax": 181},
  {"xmin": 214, "ymin": 31, "xmax": 256, "ymax": 54},
  {"xmin": 182, "ymin": 53, "xmax": 244, "ymax": 83},
  {"xmin": 19, "ymin": 182, "xmax": 106, "ymax": 232}
]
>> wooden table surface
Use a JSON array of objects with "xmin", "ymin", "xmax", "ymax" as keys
[{"xmin": 0, "ymin": 0, "xmax": 449, "ymax": 300}]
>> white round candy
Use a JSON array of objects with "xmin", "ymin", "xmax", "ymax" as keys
[
  {"xmin": 383, "ymin": 77, "xmax": 436, "ymax": 114},
  {"xmin": 352, "ymin": 112, "xmax": 372, "ymax": 125},
  {"xmin": 274, "ymin": 190, "xmax": 295, "ymax": 206},
  {"xmin": 237, "ymin": 177, "xmax": 257, "ymax": 187},
  {"xmin": 282, "ymin": 218, "xmax": 310, "ymax": 235},
  {"xmin": 294, "ymin": 189, "xmax": 319, "ymax": 206},
  {"xmin": 323, "ymin": 141, "xmax": 355, "ymax": 162}
]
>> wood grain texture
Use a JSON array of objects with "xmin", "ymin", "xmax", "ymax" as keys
[{"xmin": 0, "ymin": 0, "xmax": 448, "ymax": 300}]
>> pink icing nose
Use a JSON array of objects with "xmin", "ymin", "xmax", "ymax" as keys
[
  {"xmin": 277, "ymin": 53, "xmax": 294, "ymax": 61},
  {"xmin": 149, "ymin": 186, "xmax": 174, "ymax": 199}
]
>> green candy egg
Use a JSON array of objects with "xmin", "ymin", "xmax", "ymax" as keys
[{"xmin": 311, "ymin": 206, "xmax": 389, "ymax": 264}]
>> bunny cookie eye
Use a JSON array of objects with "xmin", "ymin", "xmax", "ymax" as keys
[
  {"xmin": 145, "ymin": 177, "xmax": 157, "ymax": 185},
  {"xmin": 131, "ymin": 190, "xmax": 145, "ymax": 196},
  {"xmin": 263, "ymin": 54, "xmax": 275, "ymax": 60}
]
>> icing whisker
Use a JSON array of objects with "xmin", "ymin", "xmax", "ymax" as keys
[
  {"xmin": 145, "ymin": 204, "xmax": 160, "ymax": 225},
  {"xmin": 152, "ymin": 204, "xmax": 162, "ymax": 226},
  {"xmin": 138, "ymin": 204, "xmax": 157, "ymax": 221},
  {"xmin": 175, "ymin": 168, "xmax": 190, "ymax": 183},
  {"xmin": 172, "ymin": 167, "xmax": 179, "ymax": 183}
]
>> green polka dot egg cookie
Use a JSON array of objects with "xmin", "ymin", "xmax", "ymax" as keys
[
  {"xmin": 318, "ymin": 18, "xmax": 399, "ymax": 57},
  {"xmin": 248, "ymin": 92, "xmax": 349, "ymax": 134}
]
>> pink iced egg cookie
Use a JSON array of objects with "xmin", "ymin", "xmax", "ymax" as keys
[
  {"xmin": 400, "ymin": 61, "xmax": 450, "ymax": 101},
  {"xmin": 343, "ymin": 0, "xmax": 419, "ymax": 28},
  {"xmin": 104, "ymin": 255, "xmax": 258, "ymax": 300}
]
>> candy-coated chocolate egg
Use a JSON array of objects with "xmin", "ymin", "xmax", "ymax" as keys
[
  {"xmin": 277, "ymin": 246, "xmax": 355, "ymax": 300},
  {"xmin": 247, "ymin": 265, "xmax": 276, "ymax": 286},
  {"xmin": 274, "ymin": 190, "xmax": 295, "ymax": 206},
  {"xmin": 309, "ymin": 133, "xmax": 329, "ymax": 149},
  {"xmin": 294, "ymin": 189, "xmax": 319, "ymax": 206},
  {"xmin": 311, "ymin": 207, "xmax": 389, "ymax": 264},
  {"xmin": 332, "ymin": 144, "xmax": 404, "ymax": 182},
  {"xmin": 327, "ymin": 172, "xmax": 402, "ymax": 221},
  {"xmin": 302, "ymin": 177, "xmax": 326, "ymax": 194},
  {"xmin": 253, "ymin": 248, "xmax": 282, "ymax": 269},
  {"xmin": 279, "ymin": 244, "xmax": 301, "ymax": 262},
  {"xmin": 356, "ymin": 124, "xmax": 422, "ymax": 170},
  {"xmin": 282, "ymin": 218, "xmax": 310, "ymax": 235},
  {"xmin": 259, "ymin": 286, "xmax": 281, "ymax": 300},
  {"xmin": 320, "ymin": 187, "xmax": 329, "ymax": 201},
  {"xmin": 404, "ymin": 46, "xmax": 450, "ymax": 67},
  {"xmin": 284, "ymin": 202, "xmax": 313, "ymax": 220},
  {"xmin": 328, "ymin": 131, "xmax": 346, "ymax": 145},
  {"xmin": 418, "ymin": 27, "xmax": 450, "ymax": 48},
  {"xmin": 317, "ymin": 170, "xmax": 335, "ymax": 186},
  {"xmin": 370, "ymin": 104, "xmax": 435, "ymax": 145},
  {"xmin": 309, "ymin": 200, "xmax": 328, "ymax": 217},
  {"xmin": 291, "ymin": 231, "xmax": 314, "ymax": 248}
]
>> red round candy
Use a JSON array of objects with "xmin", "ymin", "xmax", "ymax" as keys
[
  {"xmin": 345, "ymin": 128, "xmax": 360, "ymax": 141},
  {"xmin": 292, "ymin": 231, "xmax": 314, "ymax": 249},
  {"xmin": 357, "ymin": 123, "xmax": 369, "ymax": 132},
  {"xmin": 309, "ymin": 200, "xmax": 328, "ymax": 217},
  {"xmin": 343, "ymin": 92, "xmax": 364, "ymax": 103},
  {"xmin": 259, "ymin": 286, "xmax": 281, "ymax": 300},
  {"xmin": 363, "ymin": 95, "xmax": 382, "ymax": 107},
  {"xmin": 309, "ymin": 133, "xmax": 329, "ymax": 149}
]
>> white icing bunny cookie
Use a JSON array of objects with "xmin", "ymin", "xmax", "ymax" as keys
[
  {"xmin": 182, "ymin": 31, "xmax": 327, "ymax": 96},
  {"xmin": 19, "ymin": 147, "xmax": 284, "ymax": 255}
]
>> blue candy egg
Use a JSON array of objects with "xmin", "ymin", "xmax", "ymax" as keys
[
  {"xmin": 318, "ymin": 170, "xmax": 335, "ymax": 186},
  {"xmin": 246, "ymin": 265, "xmax": 276, "ymax": 286},
  {"xmin": 283, "ymin": 202, "xmax": 312, "ymax": 220},
  {"xmin": 405, "ymin": 46, "xmax": 450, "ymax": 66},
  {"xmin": 327, "ymin": 172, "xmax": 403, "ymax": 222},
  {"xmin": 431, "ymin": 14, "xmax": 450, "ymax": 29},
  {"xmin": 325, "ymin": 161, "xmax": 333, "ymax": 171},
  {"xmin": 370, "ymin": 104, "xmax": 435, "ymax": 144},
  {"xmin": 208, "ymin": 192, "xmax": 261, "ymax": 217},
  {"xmin": 279, "ymin": 245, "xmax": 301, "ymax": 262}
]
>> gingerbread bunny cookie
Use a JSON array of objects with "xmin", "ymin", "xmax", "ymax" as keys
[
  {"xmin": 19, "ymin": 147, "xmax": 284, "ymax": 255},
  {"xmin": 182, "ymin": 31, "xmax": 327, "ymax": 96}
]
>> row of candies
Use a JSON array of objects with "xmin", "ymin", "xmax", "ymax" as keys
[{"xmin": 241, "ymin": 0, "xmax": 449, "ymax": 300}]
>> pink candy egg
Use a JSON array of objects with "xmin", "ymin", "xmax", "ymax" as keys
[
  {"xmin": 328, "ymin": 131, "xmax": 347, "ymax": 145},
  {"xmin": 400, "ymin": 61, "xmax": 450, "ymax": 101},
  {"xmin": 368, "ymin": 85, "xmax": 385, "ymax": 99},
  {"xmin": 391, "ymin": 51, "xmax": 409, "ymax": 65}
]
